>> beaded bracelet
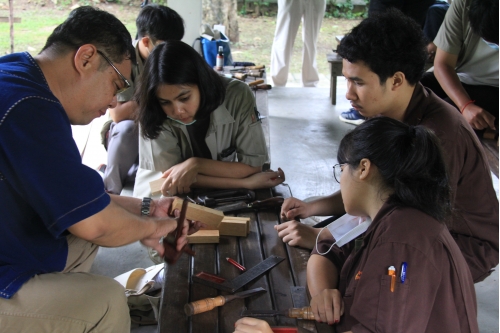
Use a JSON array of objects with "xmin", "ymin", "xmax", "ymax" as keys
[{"xmin": 460, "ymin": 100, "xmax": 476, "ymax": 114}]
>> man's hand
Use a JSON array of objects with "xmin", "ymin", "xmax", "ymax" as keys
[
  {"xmin": 462, "ymin": 103, "xmax": 496, "ymax": 130},
  {"xmin": 139, "ymin": 216, "xmax": 189, "ymax": 257},
  {"xmin": 310, "ymin": 289, "xmax": 344, "ymax": 325},
  {"xmin": 244, "ymin": 168, "xmax": 285, "ymax": 189},
  {"xmin": 161, "ymin": 158, "xmax": 199, "ymax": 196},
  {"xmin": 274, "ymin": 220, "xmax": 332, "ymax": 249},
  {"xmin": 233, "ymin": 317, "xmax": 274, "ymax": 333},
  {"xmin": 280, "ymin": 197, "xmax": 311, "ymax": 221}
]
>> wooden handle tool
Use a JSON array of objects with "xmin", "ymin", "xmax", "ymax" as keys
[
  {"xmin": 184, "ymin": 287, "xmax": 266, "ymax": 316},
  {"xmin": 288, "ymin": 306, "xmax": 315, "ymax": 320},
  {"xmin": 240, "ymin": 306, "xmax": 315, "ymax": 320},
  {"xmin": 248, "ymin": 79, "xmax": 265, "ymax": 87}
]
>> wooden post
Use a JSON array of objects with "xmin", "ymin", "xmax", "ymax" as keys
[{"xmin": 9, "ymin": 0, "xmax": 14, "ymax": 53}]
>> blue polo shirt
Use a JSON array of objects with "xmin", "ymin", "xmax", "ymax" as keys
[{"xmin": 0, "ymin": 52, "xmax": 110, "ymax": 299}]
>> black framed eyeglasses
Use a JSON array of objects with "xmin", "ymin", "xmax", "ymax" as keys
[
  {"xmin": 96, "ymin": 50, "xmax": 131, "ymax": 95},
  {"xmin": 333, "ymin": 163, "xmax": 346, "ymax": 183}
]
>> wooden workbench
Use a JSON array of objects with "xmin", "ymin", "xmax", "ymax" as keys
[{"xmin": 158, "ymin": 184, "xmax": 334, "ymax": 333}]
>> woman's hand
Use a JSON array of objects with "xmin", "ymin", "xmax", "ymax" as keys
[
  {"xmin": 233, "ymin": 317, "xmax": 274, "ymax": 333},
  {"xmin": 244, "ymin": 168, "xmax": 285, "ymax": 189},
  {"xmin": 161, "ymin": 158, "xmax": 200, "ymax": 196},
  {"xmin": 280, "ymin": 197, "xmax": 311, "ymax": 221},
  {"xmin": 310, "ymin": 288, "xmax": 344, "ymax": 325}
]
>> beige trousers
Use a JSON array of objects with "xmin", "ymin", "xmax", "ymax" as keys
[{"xmin": 0, "ymin": 235, "xmax": 130, "ymax": 333}]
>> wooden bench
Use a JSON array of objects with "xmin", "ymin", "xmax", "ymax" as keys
[
  {"xmin": 327, "ymin": 52, "xmax": 343, "ymax": 105},
  {"xmin": 158, "ymin": 185, "xmax": 334, "ymax": 333}
]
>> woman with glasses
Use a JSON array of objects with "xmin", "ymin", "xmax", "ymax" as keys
[
  {"xmin": 132, "ymin": 40, "xmax": 284, "ymax": 198},
  {"xmin": 234, "ymin": 117, "xmax": 478, "ymax": 333}
]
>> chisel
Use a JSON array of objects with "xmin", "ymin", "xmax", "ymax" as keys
[
  {"xmin": 214, "ymin": 197, "xmax": 284, "ymax": 213},
  {"xmin": 184, "ymin": 287, "xmax": 266, "ymax": 316},
  {"xmin": 240, "ymin": 306, "xmax": 315, "ymax": 320}
]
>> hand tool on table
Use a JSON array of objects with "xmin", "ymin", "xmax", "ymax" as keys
[
  {"xmin": 193, "ymin": 255, "xmax": 285, "ymax": 293},
  {"xmin": 251, "ymin": 83, "xmax": 272, "ymax": 91},
  {"xmin": 248, "ymin": 79, "xmax": 265, "ymax": 87},
  {"xmin": 194, "ymin": 189, "xmax": 255, "ymax": 207},
  {"xmin": 162, "ymin": 198, "xmax": 196, "ymax": 264},
  {"xmin": 214, "ymin": 197, "xmax": 284, "ymax": 213},
  {"xmin": 184, "ymin": 287, "xmax": 266, "ymax": 316},
  {"xmin": 240, "ymin": 306, "xmax": 315, "ymax": 320}
]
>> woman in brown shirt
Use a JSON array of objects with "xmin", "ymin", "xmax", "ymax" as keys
[
  {"xmin": 234, "ymin": 117, "xmax": 478, "ymax": 333},
  {"xmin": 307, "ymin": 117, "xmax": 478, "ymax": 333}
]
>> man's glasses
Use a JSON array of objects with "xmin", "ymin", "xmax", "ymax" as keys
[
  {"xmin": 96, "ymin": 50, "xmax": 131, "ymax": 95},
  {"xmin": 333, "ymin": 163, "xmax": 346, "ymax": 183}
]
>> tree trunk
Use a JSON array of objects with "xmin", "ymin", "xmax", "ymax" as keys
[{"xmin": 202, "ymin": 0, "xmax": 239, "ymax": 43}]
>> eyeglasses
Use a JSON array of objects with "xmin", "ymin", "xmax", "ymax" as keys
[
  {"xmin": 96, "ymin": 50, "xmax": 131, "ymax": 95},
  {"xmin": 333, "ymin": 163, "xmax": 346, "ymax": 183}
]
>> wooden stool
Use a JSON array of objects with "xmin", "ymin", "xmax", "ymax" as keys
[{"xmin": 327, "ymin": 52, "xmax": 343, "ymax": 105}]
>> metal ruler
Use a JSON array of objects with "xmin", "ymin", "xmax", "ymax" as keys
[{"xmin": 193, "ymin": 255, "xmax": 285, "ymax": 293}]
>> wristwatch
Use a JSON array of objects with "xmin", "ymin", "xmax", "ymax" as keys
[{"xmin": 141, "ymin": 197, "xmax": 152, "ymax": 216}]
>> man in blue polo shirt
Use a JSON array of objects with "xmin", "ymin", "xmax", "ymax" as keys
[{"xmin": 0, "ymin": 7, "xmax": 193, "ymax": 332}]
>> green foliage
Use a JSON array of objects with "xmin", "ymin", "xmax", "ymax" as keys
[{"xmin": 325, "ymin": 0, "xmax": 368, "ymax": 19}]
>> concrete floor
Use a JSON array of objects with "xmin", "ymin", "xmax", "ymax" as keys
[{"xmin": 82, "ymin": 80, "xmax": 499, "ymax": 332}]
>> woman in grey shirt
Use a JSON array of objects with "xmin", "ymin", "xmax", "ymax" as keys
[{"xmin": 133, "ymin": 40, "xmax": 284, "ymax": 198}]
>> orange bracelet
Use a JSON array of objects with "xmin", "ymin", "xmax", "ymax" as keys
[{"xmin": 460, "ymin": 100, "xmax": 476, "ymax": 113}]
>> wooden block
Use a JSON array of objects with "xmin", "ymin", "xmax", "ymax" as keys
[
  {"xmin": 149, "ymin": 178, "xmax": 164, "ymax": 196},
  {"xmin": 218, "ymin": 216, "xmax": 250, "ymax": 237},
  {"xmin": 170, "ymin": 198, "xmax": 224, "ymax": 228},
  {"xmin": 187, "ymin": 230, "xmax": 219, "ymax": 244}
]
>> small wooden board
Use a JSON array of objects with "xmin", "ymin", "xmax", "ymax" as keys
[
  {"xmin": 219, "ymin": 216, "xmax": 250, "ymax": 237},
  {"xmin": 150, "ymin": 178, "xmax": 165, "ymax": 196},
  {"xmin": 170, "ymin": 198, "xmax": 224, "ymax": 228},
  {"xmin": 187, "ymin": 230, "xmax": 219, "ymax": 244}
]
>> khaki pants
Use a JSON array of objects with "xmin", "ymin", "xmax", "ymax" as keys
[{"xmin": 0, "ymin": 235, "xmax": 130, "ymax": 333}]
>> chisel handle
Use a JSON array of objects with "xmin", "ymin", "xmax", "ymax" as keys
[
  {"xmin": 288, "ymin": 307, "xmax": 315, "ymax": 320},
  {"xmin": 248, "ymin": 79, "xmax": 265, "ymax": 86},
  {"xmin": 184, "ymin": 295, "xmax": 226, "ymax": 316}
]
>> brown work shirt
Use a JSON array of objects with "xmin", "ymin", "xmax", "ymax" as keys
[
  {"xmin": 314, "ymin": 203, "xmax": 478, "ymax": 333},
  {"xmin": 404, "ymin": 83, "xmax": 499, "ymax": 282}
]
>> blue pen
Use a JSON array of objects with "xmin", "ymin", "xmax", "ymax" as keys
[{"xmin": 400, "ymin": 262, "xmax": 407, "ymax": 284}]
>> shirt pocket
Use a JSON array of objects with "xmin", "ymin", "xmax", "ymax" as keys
[
  {"xmin": 218, "ymin": 146, "xmax": 237, "ymax": 162},
  {"xmin": 375, "ymin": 276, "xmax": 410, "ymax": 332}
]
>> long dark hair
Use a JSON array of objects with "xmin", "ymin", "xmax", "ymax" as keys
[
  {"xmin": 337, "ymin": 117, "xmax": 452, "ymax": 222},
  {"xmin": 135, "ymin": 40, "xmax": 225, "ymax": 139}
]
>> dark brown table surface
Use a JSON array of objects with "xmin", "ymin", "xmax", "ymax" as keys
[{"xmin": 158, "ymin": 184, "xmax": 334, "ymax": 333}]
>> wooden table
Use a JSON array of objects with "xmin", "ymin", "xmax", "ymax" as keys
[{"xmin": 158, "ymin": 184, "xmax": 334, "ymax": 333}]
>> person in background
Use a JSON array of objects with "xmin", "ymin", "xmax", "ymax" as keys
[
  {"xmin": 234, "ymin": 117, "xmax": 479, "ymax": 333},
  {"xmin": 270, "ymin": 0, "xmax": 326, "ymax": 87},
  {"xmin": 339, "ymin": 0, "xmax": 450, "ymax": 125},
  {"xmin": 421, "ymin": 0, "xmax": 499, "ymax": 133},
  {"xmin": 99, "ymin": 4, "xmax": 185, "ymax": 194},
  {"xmin": 277, "ymin": 9, "xmax": 498, "ymax": 283},
  {"xmin": 133, "ymin": 40, "xmax": 285, "ymax": 198},
  {"xmin": 0, "ymin": 7, "xmax": 199, "ymax": 332}
]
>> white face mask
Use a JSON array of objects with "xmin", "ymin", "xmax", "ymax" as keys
[
  {"xmin": 167, "ymin": 116, "xmax": 197, "ymax": 126},
  {"xmin": 482, "ymin": 38, "xmax": 499, "ymax": 50},
  {"xmin": 315, "ymin": 214, "xmax": 372, "ymax": 255}
]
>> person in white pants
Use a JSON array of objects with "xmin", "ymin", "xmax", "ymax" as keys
[{"xmin": 271, "ymin": 0, "xmax": 326, "ymax": 87}]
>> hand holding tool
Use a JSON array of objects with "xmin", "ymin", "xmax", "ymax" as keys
[
  {"xmin": 241, "ymin": 306, "xmax": 315, "ymax": 320},
  {"xmin": 162, "ymin": 198, "xmax": 195, "ymax": 264},
  {"xmin": 184, "ymin": 287, "xmax": 266, "ymax": 316},
  {"xmin": 215, "ymin": 197, "xmax": 284, "ymax": 213}
]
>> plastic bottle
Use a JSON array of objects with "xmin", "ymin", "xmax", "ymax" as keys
[{"xmin": 216, "ymin": 46, "xmax": 224, "ymax": 71}]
